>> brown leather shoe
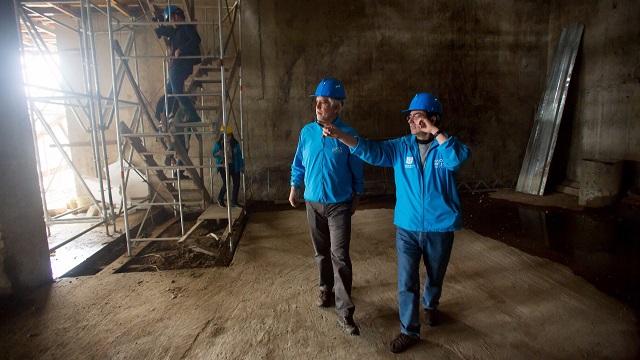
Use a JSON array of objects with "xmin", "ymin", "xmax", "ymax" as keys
[
  {"xmin": 390, "ymin": 333, "xmax": 419, "ymax": 353},
  {"xmin": 424, "ymin": 308, "xmax": 440, "ymax": 326}
]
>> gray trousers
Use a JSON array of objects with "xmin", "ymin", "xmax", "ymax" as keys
[{"xmin": 305, "ymin": 201, "xmax": 354, "ymax": 317}]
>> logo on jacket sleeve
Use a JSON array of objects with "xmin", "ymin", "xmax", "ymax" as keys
[
  {"xmin": 405, "ymin": 156, "xmax": 415, "ymax": 169},
  {"xmin": 434, "ymin": 158, "xmax": 444, "ymax": 169}
]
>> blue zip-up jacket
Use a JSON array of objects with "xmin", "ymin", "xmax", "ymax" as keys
[
  {"xmin": 211, "ymin": 139, "xmax": 244, "ymax": 173},
  {"xmin": 351, "ymin": 135, "xmax": 470, "ymax": 232},
  {"xmin": 291, "ymin": 118, "xmax": 364, "ymax": 203}
]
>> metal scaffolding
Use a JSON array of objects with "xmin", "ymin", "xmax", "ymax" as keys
[
  {"xmin": 14, "ymin": 0, "xmax": 245, "ymax": 255},
  {"xmin": 14, "ymin": 0, "xmax": 129, "ymax": 248},
  {"xmin": 107, "ymin": 0, "xmax": 245, "ymax": 255}
]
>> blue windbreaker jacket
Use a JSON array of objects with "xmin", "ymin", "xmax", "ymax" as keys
[
  {"xmin": 211, "ymin": 140, "xmax": 244, "ymax": 173},
  {"xmin": 351, "ymin": 135, "xmax": 470, "ymax": 232},
  {"xmin": 291, "ymin": 118, "xmax": 364, "ymax": 203}
]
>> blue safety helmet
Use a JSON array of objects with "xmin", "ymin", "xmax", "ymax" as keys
[
  {"xmin": 163, "ymin": 5, "xmax": 183, "ymax": 21},
  {"xmin": 402, "ymin": 92, "xmax": 442, "ymax": 114},
  {"xmin": 311, "ymin": 77, "xmax": 346, "ymax": 100}
]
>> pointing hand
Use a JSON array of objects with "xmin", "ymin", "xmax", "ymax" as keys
[{"xmin": 322, "ymin": 124, "xmax": 343, "ymax": 139}]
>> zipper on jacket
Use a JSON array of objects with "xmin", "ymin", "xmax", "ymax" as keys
[{"xmin": 321, "ymin": 131, "xmax": 326, "ymax": 202}]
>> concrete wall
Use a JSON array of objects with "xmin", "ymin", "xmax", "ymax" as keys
[
  {"xmin": 0, "ymin": 236, "xmax": 11, "ymax": 295},
  {"xmin": 242, "ymin": 0, "xmax": 551, "ymax": 200},
  {"xmin": 0, "ymin": 0, "xmax": 52, "ymax": 291},
  {"xmin": 49, "ymin": 0, "xmax": 640, "ymax": 203},
  {"xmin": 548, "ymin": 0, "xmax": 640, "ymax": 184}
]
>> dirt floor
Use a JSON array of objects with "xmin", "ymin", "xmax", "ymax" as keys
[
  {"xmin": 119, "ymin": 219, "xmax": 226, "ymax": 273},
  {"xmin": 0, "ymin": 208, "xmax": 638, "ymax": 359}
]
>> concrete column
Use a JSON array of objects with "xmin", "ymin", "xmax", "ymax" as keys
[
  {"xmin": 578, "ymin": 159, "xmax": 623, "ymax": 207},
  {"xmin": 0, "ymin": 1, "xmax": 52, "ymax": 291}
]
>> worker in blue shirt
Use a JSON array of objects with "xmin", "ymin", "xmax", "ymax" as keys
[
  {"xmin": 153, "ymin": 5, "xmax": 202, "ymax": 125},
  {"xmin": 290, "ymin": 77, "xmax": 364, "ymax": 336},
  {"xmin": 212, "ymin": 126, "xmax": 244, "ymax": 207},
  {"xmin": 323, "ymin": 92, "xmax": 470, "ymax": 352}
]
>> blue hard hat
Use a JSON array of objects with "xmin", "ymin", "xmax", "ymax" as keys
[
  {"xmin": 402, "ymin": 92, "xmax": 442, "ymax": 114},
  {"xmin": 163, "ymin": 5, "xmax": 183, "ymax": 21},
  {"xmin": 312, "ymin": 77, "xmax": 346, "ymax": 100}
]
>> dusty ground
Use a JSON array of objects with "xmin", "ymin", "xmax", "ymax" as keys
[
  {"xmin": 119, "ymin": 219, "xmax": 226, "ymax": 273},
  {"xmin": 0, "ymin": 209, "xmax": 638, "ymax": 359}
]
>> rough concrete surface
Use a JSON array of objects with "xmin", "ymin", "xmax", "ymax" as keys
[
  {"xmin": 0, "ymin": 236, "xmax": 11, "ymax": 295},
  {"xmin": 241, "ymin": 0, "xmax": 551, "ymax": 199},
  {"xmin": 549, "ymin": 0, "xmax": 640, "ymax": 183},
  {"xmin": 0, "ymin": 209, "xmax": 636, "ymax": 359},
  {"xmin": 0, "ymin": 0, "xmax": 52, "ymax": 290},
  {"xmin": 43, "ymin": 0, "xmax": 640, "ymax": 202}
]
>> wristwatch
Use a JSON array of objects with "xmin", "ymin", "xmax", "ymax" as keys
[{"xmin": 432, "ymin": 129, "xmax": 443, "ymax": 138}]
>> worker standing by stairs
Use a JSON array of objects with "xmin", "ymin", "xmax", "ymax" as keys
[{"xmin": 212, "ymin": 126, "xmax": 244, "ymax": 207}]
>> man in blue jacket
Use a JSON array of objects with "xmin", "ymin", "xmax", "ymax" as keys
[
  {"xmin": 212, "ymin": 126, "xmax": 244, "ymax": 207},
  {"xmin": 323, "ymin": 92, "xmax": 470, "ymax": 352},
  {"xmin": 290, "ymin": 77, "xmax": 364, "ymax": 336}
]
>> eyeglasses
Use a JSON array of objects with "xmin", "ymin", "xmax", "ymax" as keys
[{"xmin": 406, "ymin": 113, "xmax": 426, "ymax": 122}]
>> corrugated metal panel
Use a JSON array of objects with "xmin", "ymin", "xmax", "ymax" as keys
[{"xmin": 516, "ymin": 23, "xmax": 584, "ymax": 195}]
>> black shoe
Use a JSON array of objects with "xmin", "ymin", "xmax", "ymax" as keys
[
  {"xmin": 389, "ymin": 333, "xmax": 419, "ymax": 353},
  {"xmin": 217, "ymin": 199, "xmax": 226, "ymax": 208},
  {"xmin": 316, "ymin": 289, "xmax": 333, "ymax": 308},
  {"xmin": 337, "ymin": 315, "xmax": 360, "ymax": 336},
  {"xmin": 424, "ymin": 308, "xmax": 440, "ymax": 327}
]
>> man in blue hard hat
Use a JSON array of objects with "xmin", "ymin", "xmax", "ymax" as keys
[
  {"xmin": 323, "ymin": 92, "xmax": 470, "ymax": 352},
  {"xmin": 153, "ymin": 5, "xmax": 202, "ymax": 125},
  {"xmin": 290, "ymin": 77, "xmax": 364, "ymax": 336}
]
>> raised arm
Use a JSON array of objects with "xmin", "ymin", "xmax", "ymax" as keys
[
  {"xmin": 438, "ymin": 136, "xmax": 471, "ymax": 172},
  {"xmin": 323, "ymin": 124, "xmax": 397, "ymax": 167},
  {"xmin": 414, "ymin": 114, "xmax": 470, "ymax": 171},
  {"xmin": 154, "ymin": 24, "xmax": 175, "ymax": 39}
]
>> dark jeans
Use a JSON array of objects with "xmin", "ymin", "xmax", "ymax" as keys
[
  {"xmin": 218, "ymin": 168, "xmax": 240, "ymax": 205},
  {"xmin": 154, "ymin": 60, "xmax": 201, "ymax": 124},
  {"xmin": 305, "ymin": 201, "xmax": 354, "ymax": 318},
  {"xmin": 396, "ymin": 227, "xmax": 454, "ymax": 337}
]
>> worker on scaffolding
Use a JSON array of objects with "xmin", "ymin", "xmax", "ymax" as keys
[
  {"xmin": 322, "ymin": 92, "xmax": 470, "ymax": 353},
  {"xmin": 153, "ymin": 5, "xmax": 202, "ymax": 126},
  {"xmin": 153, "ymin": 5, "xmax": 202, "ymax": 180},
  {"xmin": 164, "ymin": 106, "xmax": 193, "ymax": 179},
  {"xmin": 212, "ymin": 125, "xmax": 244, "ymax": 207}
]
